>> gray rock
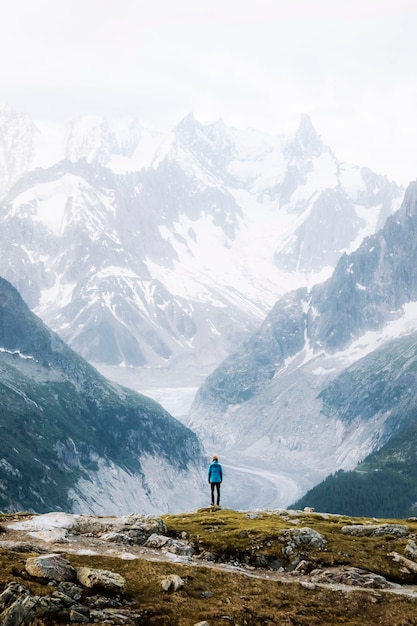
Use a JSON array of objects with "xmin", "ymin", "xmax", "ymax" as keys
[
  {"xmin": 56, "ymin": 581, "xmax": 83, "ymax": 601},
  {"xmin": 69, "ymin": 607, "xmax": 90, "ymax": 622},
  {"xmin": 405, "ymin": 539, "xmax": 417, "ymax": 559},
  {"xmin": 254, "ymin": 555, "xmax": 270, "ymax": 567},
  {"xmin": 0, "ymin": 583, "xmax": 64, "ymax": 626},
  {"xmin": 100, "ymin": 531, "xmax": 133, "ymax": 544},
  {"xmin": 25, "ymin": 553, "xmax": 75, "ymax": 581},
  {"xmin": 0, "ymin": 579, "xmax": 134, "ymax": 626},
  {"xmin": 388, "ymin": 551, "xmax": 417, "ymax": 573},
  {"xmin": 340, "ymin": 524, "xmax": 409, "ymax": 538},
  {"xmin": 0, "ymin": 541, "xmax": 47, "ymax": 553},
  {"xmin": 292, "ymin": 559, "xmax": 313, "ymax": 574},
  {"xmin": 309, "ymin": 566, "xmax": 394, "ymax": 589},
  {"xmin": 282, "ymin": 526, "xmax": 327, "ymax": 548},
  {"xmin": 72, "ymin": 513, "xmax": 167, "ymax": 542},
  {"xmin": 145, "ymin": 533, "xmax": 194, "ymax": 557},
  {"xmin": 0, "ymin": 594, "xmax": 39, "ymax": 626},
  {"xmin": 0, "ymin": 583, "xmax": 29, "ymax": 610},
  {"xmin": 144, "ymin": 533, "xmax": 170, "ymax": 549},
  {"xmin": 76, "ymin": 567, "xmax": 126, "ymax": 592},
  {"xmin": 165, "ymin": 538, "xmax": 195, "ymax": 557},
  {"xmin": 270, "ymin": 558, "xmax": 285, "ymax": 571}
]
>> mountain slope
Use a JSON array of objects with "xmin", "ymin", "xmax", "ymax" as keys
[
  {"xmin": 188, "ymin": 182, "xmax": 417, "ymax": 506},
  {"xmin": 0, "ymin": 157, "xmax": 261, "ymax": 380},
  {"xmin": 291, "ymin": 331, "xmax": 417, "ymax": 518},
  {"xmin": 0, "ymin": 276, "xmax": 206, "ymax": 514}
]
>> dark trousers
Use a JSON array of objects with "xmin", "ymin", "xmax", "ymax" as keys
[{"xmin": 210, "ymin": 482, "xmax": 221, "ymax": 505}]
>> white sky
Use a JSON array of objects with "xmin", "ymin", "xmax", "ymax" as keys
[{"xmin": 1, "ymin": 0, "xmax": 417, "ymax": 185}]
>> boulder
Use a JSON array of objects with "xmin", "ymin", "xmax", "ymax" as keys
[
  {"xmin": 144, "ymin": 533, "xmax": 170, "ymax": 549},
  {"xmin": 405, "ymin": 539, "xmax": 417, "ymax": 560},
  {"xmin": 25, "ymin": 554, "xmax": 75, "ymax": 581},
  {"xmin": 282, "ymin": 527, "xmax": 327, "ymax": 550},
  {"xmin": 76, "ymin": 566, "xmax": 126, "ymax": 592},
  {"xmin": 0, "ymin": 583, "xmax": 65, "ymax": 626},
  {"xmin": 388, "ymin": 551, "xmax": 417, "ymax": 573},
  {"xmin": 72, "ymin": 513, "xmax": 167, "ymax": 544},
  {"xmin": 145, "ymin": 533, "xmax": 195, "ymax": 557},
  {"xmin": 309, "ymin": 566, "xmax": 394, "ymax": 589},
  {"xmin": 340, "ymin": 524, "xmax": 409, "ymax": 538}
]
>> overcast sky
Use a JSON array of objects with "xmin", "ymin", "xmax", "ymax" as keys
[{"xmin": 1, "ymin": 0, "xmax": 417, "ymax": 184}]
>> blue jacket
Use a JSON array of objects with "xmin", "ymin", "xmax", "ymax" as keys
[{"xmin": 208, "ymin": 460, "xmax": 223, "ymax": 483}]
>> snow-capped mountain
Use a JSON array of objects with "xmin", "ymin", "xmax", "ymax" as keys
[
  {"xmin": 0, "ymin": 105, "xmax": 403, "ymax": 400},
  {"xmin": 189, "ymin": 182, "xmax": 417, "ymax": 506}
]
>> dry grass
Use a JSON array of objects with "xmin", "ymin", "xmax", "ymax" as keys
[
  {"xmin": 111, "ymin": 559, "xmax": 417, "ymax": 626},
  {"xmin": 163, "ymin": 508, "xmax": 417, "ymax": 583},
  {"xmin": 2, "ymin": 549, "xmax": 417, "ymax": 625},
  {"xmin": 2, "ymin": 509, "xmax": 417, "ymax": 624}
]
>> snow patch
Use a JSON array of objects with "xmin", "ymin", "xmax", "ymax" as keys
[
  {"xmin": 312, "ymin": 366, "xmax": 336, "ymax": 375},
  {"xmin": 0, "ymin": 347, "xmax": 34, "ymax": 360},
  {"xmin": 8, "ymin": 511, "xmax": 80, "ymax": 542},
  {"xmin": 13, "ymin": 174, "xmax": 85, "ymax": 235}
]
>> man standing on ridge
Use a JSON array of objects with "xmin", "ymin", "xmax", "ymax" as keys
[{"xmin": 208, "ymin": 455, "xmax": 223, "ymax": 507}]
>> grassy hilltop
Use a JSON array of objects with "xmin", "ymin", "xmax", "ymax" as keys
[{"xmin": 2, "ymin": 507, "xmax": 417, "ymax": 624}]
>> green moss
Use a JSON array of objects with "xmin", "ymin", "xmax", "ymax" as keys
[{"xmin": 164, "ymin": 508, "xmax": 417, "ymax": 584}]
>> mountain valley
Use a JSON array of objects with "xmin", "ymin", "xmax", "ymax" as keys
[{"xmin": 0, "ymin": 102, "xmax": 416, "ymax": 515}]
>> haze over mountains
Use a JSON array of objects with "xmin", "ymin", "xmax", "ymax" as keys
[
  {"xmin": 1, "ymin": 101, "xmax": 415, "ymax": 514},
  {"xmin": 0, "ymin": 105, "xmax": 402, "ymax": 383}
]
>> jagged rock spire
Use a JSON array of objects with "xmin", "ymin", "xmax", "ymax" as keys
[{"xmin": 285, "ymin": 113, "xmax": 323, "ymax": 159}]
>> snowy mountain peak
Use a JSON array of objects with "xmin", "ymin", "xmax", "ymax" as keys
[
  {"xmin": 0, "ymin": 107, "xmax": 404, "ymax": 386},
  {"xmin": 285, "ymin": 113, "xmax": 323, "ymax": 160},
  {"xmin": 0, "ymin": 104, "xmax": 38, "ymax": 197},
  {"xmin": 399, "ymin": 179, "xmax": 417, "ymax": 218},
  {"xmin": 175, "ymin": 112, "xmax": 197, "ymax": 136},
  {"xmin": 172, "ymin": 113, "xmax": 236, "ymax": 171},
  {"xmin": 65, "ymin": 115, "xmax": 143, "ymax": 165}
]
